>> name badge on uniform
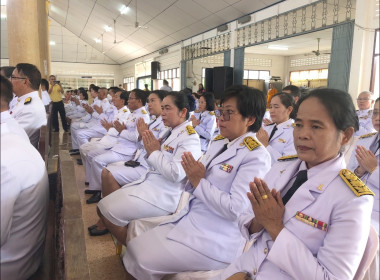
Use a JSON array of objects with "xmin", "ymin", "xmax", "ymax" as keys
[
  {"xmin": 295, "ymin": 211, "xmax": 328, "ymax": 231},
  {"xmin": 163, "ymin": 144, "xmax": 174, "ymax": 154},
  {"xmin": 278, "ymin": 138, "xmax": 286, "ymax": 143},
  {"xmin": 219, "ymin": 163, "xmax": 233, "ymax": 173}
]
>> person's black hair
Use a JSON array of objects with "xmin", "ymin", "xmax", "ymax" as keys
[
  {"xmin": 89, "ymin": 84, "xmax": 96, "ymax": 91},
  {"xmin": 375, "ymin": 97, "xmax": 379, "ymax": 103},
  {"xmin": 163, "ymin": 79, "xmax": 169, "ymax": 85},
  {"xmin": 0, "ymin": 66, "xmax": 15, "ymax": 79},
  {"xmin": 150, "ymin": 90, "xmax": 168, "ymax": 101},
  {"xmin": 79, "ymin": 88, "xmax": 88, "ymax": 100},
  {"xmin": 0, "ymin": 74, "xmax": 13, "ymax": 106},
  {"xmin": 282, "ymin": 85, "xmax": 301, "ymax": 99},
  {"xmin": 40, "ymin": 78, "xmax": 49, "ymax": 91},
  {"xmin": 180, "ymin": 90, "xmax": 195, "ymax": 112},
  {"xmin": 221, "ymin": 85, "xmax": 266, "ymax": 132},
  {"xmin": 192, "ymin": 92, "xmax": 201, "ymax": 99},
  {"xmin": 295, "ymin": 88, "xmax": 359, "ymax": 132},
  {"xmin": 132, "ymin": 88, "xmax": 148, "ymax": 105},
  {"xmin": 92, "ymin": 85, "xmax": 100, "ymax": 92},
  {"xmin": 15, "ymin": 63, "xmax": 41, "ymax": 90},
  {"xmin": 201, "ymin": 92, "xmax": 215, "ymax": 111},
  {"xmin": 272, "ymin": 92, "xmax": 296, "ymax": 119},
  {"xmin": 120, "ymin": 90, "xmax": 129, "ymax": 104},
  {"xmin": 109, "ymin": 86, "xmax": 119, "ymax": 93},
  {"xmin": 167, "ymin": 91, "xmax": 191, "ymax": 119}
]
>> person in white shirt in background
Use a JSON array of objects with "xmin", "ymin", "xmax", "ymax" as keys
[
  {"xmin": 355, "ymin": 91, "xmax": 376, "ymax": 137},
  {"xmin": 160, "ymin": 79, "xmax": 172, "ymax": 92},
  {"xmin": 9, "ymin": 63, "xmax": 47, "ymax": 148},
  {"xmin": 40, "ymin": 78, "xmax": 52, "ymax": 112},
  {"xmin": 1, "ymin": 75, "xmax": 49, "ymax": 280},
  {"xmin": 0, "ymin": 66, "xmax": 18, "ymax": 111}
]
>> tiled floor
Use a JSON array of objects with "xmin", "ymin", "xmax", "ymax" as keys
[{"xmin": 53, "ymin": 128, "xmax": 128, "ymax": 279}]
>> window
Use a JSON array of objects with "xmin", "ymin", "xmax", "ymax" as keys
[
  {"xmin": 289, "ymin": 69, "xmax": 328, "ymax": 88},
  {"xmin": 370, "ymin": 29, "xmax": 379, "ymax": 95},
  {"xmin": 123, "ymin": 76, "xmax": 135, "ymax": 91},
  {"xmin": 155, "ymin": 67, "xmax": 180, "ymax": 91},
  {"xmin": 243, "ymin": 70, "xmax": 270, "ymax": 80}
]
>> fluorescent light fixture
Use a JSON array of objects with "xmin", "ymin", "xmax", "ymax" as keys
[
  {"xmin": 104, "ymin": 25, "xmax": 112, "ymax": 32},
  {"xmin": 94, "ymin": 38, "xmax": 101, "ymax": 43},
  {"xmin": 268, "ymin": 45, "xmax": 288, "ymax": 50},
  {"xmin": 120, "ymin": 5, "xmax": 129, "ymax": 14},
  {"xmin": 49, "ymin": 41, "xmax": 56, "ymax": 46}
]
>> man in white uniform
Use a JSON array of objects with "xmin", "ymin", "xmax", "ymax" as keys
[
  {"xmin": 0, "ymin": 75, "xmax": 29, "ymax": 141},
  {"xmin": 10, "ymin": 63, "xmax": 47, "ymax": 148},
  {"xmin": 1, "ymin": 121, "xmax": 49, "ymax": 280},
  {"xmin": 355, "ymin": 91, "xmax": 376, "ymax": 136}
]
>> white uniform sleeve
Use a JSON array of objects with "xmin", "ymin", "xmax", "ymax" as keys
[
  {"xmin": 147, "ymin": 135, "xmax": 202, "ymax": 183},
  {"xmin": 195, "ymin": 115, "xmax": 216, "ymax": 140},
  {"xmin": 192, "ymin": 151, "xmax": 270, "ymax": 221},
  {"xmin": 267, "ymin": 195, "xmax": 373, "ymax": 280}
]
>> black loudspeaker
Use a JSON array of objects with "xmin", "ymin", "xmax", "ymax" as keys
[
  {"xmin": 213, "ymin": 66, "xmax": 233, "ymax": 99},
  {"xmin": 151, "ymin": 61, "xmax": 160, "ymax": 79},
  {"xmin": 205, "ymin": 68, "xmax": 214, "ymax": 92}
]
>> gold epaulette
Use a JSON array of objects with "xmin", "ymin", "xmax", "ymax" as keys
[
  {"xmin": 359, "ymin": 132, "xmax": 377, "ymax": 139},
  {"xmin": 243, "ymin": 136, "xmax": 261, "ymax": 151},
  {"xmin": 141, "ymin": 109, "xmax": 147, "ymax": 114},
  {"xmin": 213, "ymin": 135, "xmax": 225, "ymax": 141},
  {"xmin": 186, "ymin": 125, "xmax": 196, "ymax": 135},
  {"xmin": 24, "ymin": 97, "xmax": 32, "ymax": 104},
  {"xmin": 339, "ymin": 169, "xmax": 374, "ymax": 197},
  {"xmin": 278, "ymin": 155, "xmax": 298, "ymax": 161},
  {"xmin": 209, "ymin": 111, "xmax": 215, "ymax": 115},
  {"xmin": 123, "ymin": 109, "xmax": 128, "ymax": 113}
]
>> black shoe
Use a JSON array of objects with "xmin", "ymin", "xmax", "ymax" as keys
[
  {"xmin": 89, "ymin": 227, "xmax": 109, "ymax": 236},
  {"xmin": 85, "ymin": 182, "xmax": 89, "ymax": 186},
  {"xmin": 64, "ymin": 128, "xmax": 69, "ymax": 133},
  {"xmin": 84, "ymin": 189, "xmax": 99, "ymax": 194},
  {"xmin": 70, "ymin": 150, "xmax": 80, "ymax": 156},
  {"xmin": 76, "ymin": 159, "xmax": 83, "ymax": 165},
  {"xmin": 69, "ymin": 149, "xmax": 79, "ymax": 153},
  {"xmin": 88, "ymin": 224, "xmax": 97, "ymax": 231},
  {"xmin": 86, "ymin": 192, "xmax": 102, "ymax": 204}
]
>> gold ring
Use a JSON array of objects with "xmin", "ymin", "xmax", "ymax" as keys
[{"xmin": 261, "ymin": 194, "xmax": 268, "ymax": 200}]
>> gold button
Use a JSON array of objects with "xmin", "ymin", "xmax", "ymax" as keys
[
  {"xmin": 253, "ymin": 269, "xmax": 257, "ymax": 275},
  {"xmin": 264, "ymin": 248, "xmax": 268, "ymax": 254}
]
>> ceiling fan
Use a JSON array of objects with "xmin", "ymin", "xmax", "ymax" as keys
[
  {"xmin": 123, "ymin": 0, "xmax": 148, "ymax": 29},
  {"xmin": 311, "ymin": 38, "xmax": 331, "ymax": 56}
]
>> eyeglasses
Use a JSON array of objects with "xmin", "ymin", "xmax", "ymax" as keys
[
  {"xmin": 215, "ymin": 109, "xmax": 238, "ymax": 121},
  {"xmin": 11, "ymin": 76, "xmax": 27, "ymax": 81},
  {"xmin": 357, "ymin": 98, "xmax": 371, "ymax": 101}
]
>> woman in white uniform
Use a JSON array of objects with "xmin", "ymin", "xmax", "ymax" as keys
[
  {"xmin": 190, "ymin": 92, "xmax": 217, "ymax": 153},
  {"xmin": 257, "ymin": 92, "xmax": 296, "ymax": 165},
  {"xmin": 88, "ymin": 90, "xmax": 168, "ymax": 236},
  {"xmin": 124, "ymin": 85, "xmax": 272, "ymax": 279},
  {"xmin": 96, "ymin": 91, "xmax": 202, "ymax": 244},
  {"xmin": 215, "ymin": 88, "xmax": 374, "ymax": 280}
]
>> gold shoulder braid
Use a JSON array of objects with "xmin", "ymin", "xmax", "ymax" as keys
[
  {"xmin": 209, "ymin": 111, "xmax": 215, "ymax": 115},
  {"xmin": 186, "ymin": 125, "xmax": 196, "ymax": 135},
  {"xmin": 359, "ymin": 132, "xmax": 377, "ymax": 139},
  {"xmin": 141, "ymin": 109, "xmax": 147, "ymax": 114},
  {"xmin": 24, "ymin": 97, "xmax": 32, "ymax": 104},
  {"xmin": 278, "ymin": 155, "xmax": 298, "ymax": 161},
  {"xmin": 339, "ymin": 169, "xmax": 374, "ymax": 197},
  {"xmin": 213, "ymin": 135, "xmax": 225, "ymax": 141},
  {"xmin": 243, "ymin": 136, "xmax": 261, "ymax": 151}
]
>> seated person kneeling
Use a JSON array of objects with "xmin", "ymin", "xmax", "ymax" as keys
[{"xmin": 124, "ymin": 85, "xmax": 271, "ymax": 279}]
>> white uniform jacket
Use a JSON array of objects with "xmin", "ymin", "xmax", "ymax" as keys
[
  {"xmin": 355, "ymin": 109, "xmax": 376, "ymax": 136},
  {"xmin": 347, "ymin": 132, "xmax": 379, "ymax": 234},
  {"xmin": 1, "ymin": 123, "xmax": 49, "ymax": 280},
  {"xmin": 162, "ymin": 132, "xmax": 271, "ymax": 263},
  {"xmin": 264, "ymin": 119, "xmax": 296, "ymax": 165},
  {"xmin": 0, "ymin": 111, "xmax": 29, "ymax": 142},
  {"xmin": 194, "ymin": 110, "xmax": 217, "ymax": 152},
  {"xmin": 110, "ymin": 106, "xmax": 150, "ymax": 155},
  {"xmin": 218, "ymin": 155, "xmax": 374, "ymax": 280},
  {"xmin": 122, "ymin": 121, "xmax": 202, "ymax": 213},
  {"xmin": 9, "ymin": 91, "xmax": 47, "ymax": 147}
]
